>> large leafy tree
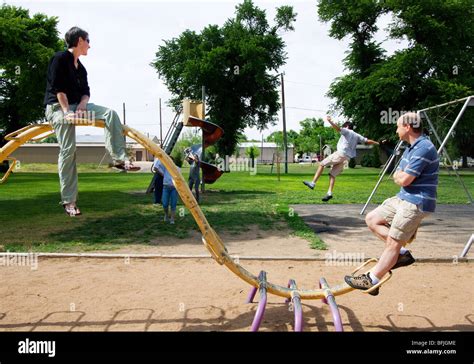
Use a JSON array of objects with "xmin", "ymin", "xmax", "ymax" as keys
[
  {"xmin": 152, "ymin": 0, "xmax": 297, "ymax": 157},
  {"xmin": 294, "ymin": 117, "xmax": 338, "ymax": 155},
  {"xmin": 266, "ymin": 129, "xmax": 298, "ymax": 150},
  {"xmin": 0, "ymin": 5, "xmax": 62, "ymax": 144},
  {"xmin": 318, "ymin": 0, "xmax": 474, "ymax": 165}
]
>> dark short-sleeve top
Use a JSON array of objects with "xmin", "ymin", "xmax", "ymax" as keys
[{"xmin": 44, "ymin": 51, "xmax": 90, "ymax": 105}]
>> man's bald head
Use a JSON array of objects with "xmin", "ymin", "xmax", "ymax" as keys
[
  {"xmin": 397, "ymin": 112, "xmax": 422, "ymax": 133},
  {"xmin": 396, "ymin": 112, "xmax": 424, "ymax": 142}
]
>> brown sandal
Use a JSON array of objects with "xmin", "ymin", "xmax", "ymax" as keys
[{"xmin": 63, "ymin": 204, "xmax": 82, "ymax": 217}]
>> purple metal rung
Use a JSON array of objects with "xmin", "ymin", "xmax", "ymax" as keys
[
  {"xmin": 319, "ymin": 277, "xmax": 344, "ymax": 332},
  {"xmin": 250, "ymin": 271, "xmax": 267, "ymax": 332},
  {"xmin": 288, "ymin": 279, "xmax": 303, "ymax": 332},
  {"xmin": 285, "ymin": 280, "xmax": 292, "ymax": 304},
  {"xmin": 319, "ymin": 281, "xmax": 328, "ymax": 305},
  {"xmin": 246, "ymin": 286, "xmax": 257, "ymax": 304}
]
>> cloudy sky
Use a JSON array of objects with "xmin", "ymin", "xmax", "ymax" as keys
[{"xmin": 9, "ymin": 0, "xmax": 407, "ymax": 141}]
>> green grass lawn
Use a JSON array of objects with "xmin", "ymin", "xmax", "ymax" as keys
[{"xmin": 1, "ymin": 163, "xmax": 472, "ymax": 253}]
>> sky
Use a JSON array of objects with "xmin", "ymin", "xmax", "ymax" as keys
[{"xmin": 8, "ymin": 0, "xmax": 408, "ymax": 141}]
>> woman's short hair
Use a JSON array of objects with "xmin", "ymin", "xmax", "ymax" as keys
[{"xmin": 65, "ymin": 27, "xmax": 88, "ymax": 48}]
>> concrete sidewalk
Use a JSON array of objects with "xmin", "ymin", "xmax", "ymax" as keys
[{"xmin": 291, "ymin": 204, "xmax": 474, "ymax": 259}]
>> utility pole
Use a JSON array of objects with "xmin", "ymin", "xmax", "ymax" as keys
[
  {"xmin": 281, "ymin": 73, "xmax": 288, "ymax": 174},
  {"xmin": 201, "ymin": 86, "xmax": 206, "ymax": 193},
  {"xmin": 159, "ymin": 98, "xmax": 163, "ymax": 147},
  {"xmin": 319, "ymin": 135, "xmax": 322, "ymax": 161},
  {"xmin": 122, "ymin": 102, "xmax": 126, "ymax": 143}
]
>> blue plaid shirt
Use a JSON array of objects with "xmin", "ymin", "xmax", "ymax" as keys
[{"xmin": 396, "ymin": 136, "xmax": 439, "ymax": 212}]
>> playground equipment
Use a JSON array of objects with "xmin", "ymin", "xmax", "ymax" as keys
[
  {"xmin": 244, "ymin": 258, "xmax": 391, "ymax": 331},
  {"xmin": 0, "ymin": 118, "xmax": 393, "ymax": 330},
  {"xmin": 181, "ymin": 99, "xmax": 224, "ymax": 184},
  {"xmin": 146, "ymin": 99, "xmax": 224, "ymax": 194},
  {"xmin": 460, "ymin": 234, "xmax": 473, "ymax": 258},
  {"xmin": 361, "ymin": 95, "xmax": 474, "ymax": 215}
]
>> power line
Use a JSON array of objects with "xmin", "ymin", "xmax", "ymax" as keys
[
  {"xmin": 285, "ymin": 79, "xmax": 327, "ymax": 88},
  {"xmin": 286, "ymin": 106, "xmax": 327, "ymax": 112}
]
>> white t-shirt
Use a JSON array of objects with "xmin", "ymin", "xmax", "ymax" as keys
[{"xmin": 337, "ymin": 128, "xmax": 367, "ymax": 159}]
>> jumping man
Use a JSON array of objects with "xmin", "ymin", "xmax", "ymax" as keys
[{"xmin": 303, "ymin": 116, "xmax": 379, "ymax": 201}]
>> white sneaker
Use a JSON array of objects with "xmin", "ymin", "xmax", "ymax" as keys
[
  {"xmin": 303, "ymin": 181, "xmax": 315, "ymax": 190},
  {"xmin": 169, "ymin": 219, "xmax": 175, "ymax": 225}
]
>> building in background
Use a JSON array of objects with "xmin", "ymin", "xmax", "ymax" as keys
[
  {"xmin": 236, "ymin": 142, "xmax": 295, "ymax": 164},
  {"xmin": 10, "ymin": 134, "xmax": 159, "ymax": 164}
]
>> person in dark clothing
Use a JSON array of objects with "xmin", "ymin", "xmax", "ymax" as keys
[{"xmin": 44, "ymin": 26, "xmax": 140, "ymax": 216}]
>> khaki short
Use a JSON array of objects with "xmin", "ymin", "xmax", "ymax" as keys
[
  {"xmin": 320, "ymin": 152, "xmax": 348, "ymax": 177},
  {"xmin": 373, "ymin": 196, "xmax": 430, "ymax": 245}
]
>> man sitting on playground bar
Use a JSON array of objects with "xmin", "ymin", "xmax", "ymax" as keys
[
  {"xmin": 345, "ymin": 112, "xmax": 439, "ymax": 295},
  {"xmin": 44, "ymin": 26, "xmax": 140, "ymax": 217}
]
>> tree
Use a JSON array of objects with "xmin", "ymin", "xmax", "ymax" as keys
[
  {"xmin": 266, "ymin": 129, "xmax": 298, "ymax": 148},
  {"xmin": 318, "ymin": 0, "xmax": 474, "ymax": 164},
  {"xmin": 40, "ymin": 135, "xmax": 58, "ymax": 144},
  {"xmin": 294, "ymin": 117, "xmax": 338, "ymax": 155},
  {"xmin": 152, "ymin": 0, "xmax": 297, "ymax": 159},
  {"xmin": 0, "ymin": 5, "xmax": 62, "ymax": 138},
  {"xmin": 1, "ymin": 5, "xmax": 62, "ymax": 171},
  {"xmin": 245, "ymin": 145, "xmax": 260, "ymax": 168}
]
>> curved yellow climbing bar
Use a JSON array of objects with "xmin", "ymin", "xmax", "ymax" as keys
[{"xmin": 0, "ymin": 120, "xmax": 389, "ymax": 300}]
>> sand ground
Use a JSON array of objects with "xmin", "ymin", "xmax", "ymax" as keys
[{"xmin": 0, "ymin": 258, "xmax": 472, "ymax": 332}]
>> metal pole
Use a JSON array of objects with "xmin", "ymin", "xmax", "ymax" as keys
[
  {"xmin": 159, "ymin": 98, "xmax": 163, "ymax": 147},
  {"xmin": 460, "ymin": 234, "xmax": 473, "ymax": 258},
  {"xmin": 360, "ymin": 140, "xmax": 404, "ymax": 215},
  {"xmin": 320, "ymin": 278, "xmax": 343, "ymax": 332},
  {"xmin": 122, "ymin": 102, "xmax": 126, "ymax": 143},
  {"xmin": 288, "ymin": 279, "xmax": 303, "ymax": 332},
  {"xmin": 281, "ymin": 73, "xmax": 288, "ymax": 174},
  {"xmin": 319, "ymin": 135, "xmax": 322, "ymax": 161},
  {"xmin": 386, "ymin": 142, "xmax": 404, "ymax": 180},
  {"xmin": 387, "ymin": 154, "xmax": 402, "ymax": 180},
  {"xmin": 201, "ymin": 86, "xmax": 206, "ymax": 193},
  {"xmin": 250, "ymin": 271, "xmax": 267, "ymax": 332},
  {"xmin": 423, "ymin": 111, "xmax": 473, "ymax": 203},
  {"xmin": 437, "ymin": 97, "xmax": 471, "ymax": 154},
  {"xmin": 246, "ymin": 286, "xmax": 257, "ymax": 303},
  {"xmin": 417, "ymin": 95, "xmax": 471, "ymax": 113}
]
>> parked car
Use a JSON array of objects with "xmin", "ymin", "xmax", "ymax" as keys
[{"xmin": 298, "ymin": 156, "xmax": 318, "ymax": 164}]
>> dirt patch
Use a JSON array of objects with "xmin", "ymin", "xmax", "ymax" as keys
[
  {"xmin": 96, "ymin": 224, "xmax": 323, "ymax": 258},
  {"xmin": 0, "ymin": 258, "xmax": 472, "ymax": 331}
]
